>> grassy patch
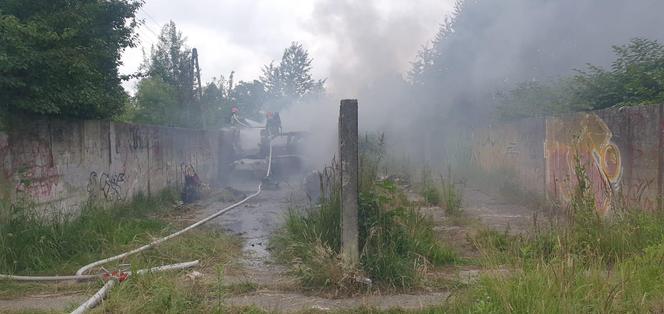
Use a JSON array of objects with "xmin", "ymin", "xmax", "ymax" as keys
[
  {"xmin": 0, "ymin": 190, "xmax": 179, "ymax": 275},
  {"xmin": 440, "ymin": 157, "xmax": 664, "ymax": 313},
  {"xmin": 0, "ymin": 188, "xmax": 243, "ymax": 310},
  {"xmin": 272, "ymin": 135, "xmax": 456, "ymax": 294}
]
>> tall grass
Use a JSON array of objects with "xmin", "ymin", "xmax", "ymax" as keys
[
  {"xmin": 272, "ymin": 134, "xmax": 456, "ymax": 293},
  {"xmin": 0, "ymin": 190, "xmax": 178, "ymax": 274},
  {"xmin": 420, "ymin": 166, "xmax": 463, "ymax": 215},
  {"xmin": 443, "ymin": 156, "xmax": 664, "ymax": 313}
]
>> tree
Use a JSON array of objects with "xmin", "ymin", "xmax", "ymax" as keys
[
  {"xmin": 233, "ymin": 80, "xmax": 267, "ymax": 120},
  {"xmin": 260, "ymin": 42, "xmax": 325, "ymax": 111},
  {"xmin": 131, "ymin": 77, "xmax": 179, "ymax": 126},
  {"xmin": 497, "ymin": 38, "xmax": 664, "ymax": 120},
  {"xmin": 145, "ymin": 21, "xmax": 194, "ymax": 106},
  {"xmin": 574, "ymin": 38, "xmax": 664, "ymax": 109},
  {"xmin": 133, "ymin": 21, "xmax": 198, "ymax": 127},
  {"xmin": 0, "ymin": 0, "xmax": 141, "ymax": 119}
]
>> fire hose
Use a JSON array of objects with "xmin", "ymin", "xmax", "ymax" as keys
[
  {"xmin": 1, "ymin": 139, "xmax": 274, "ymax": 312},
  {"xmin": 70, "ymin": 260, "xmax": 200, "ymax": 314},
  {"xmin": 75, "ymin": 140, "xmax": 273, "ymax": 276}
]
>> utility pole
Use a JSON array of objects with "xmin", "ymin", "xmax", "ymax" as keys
[
  {"xmin": 192, "ymin": 48, "xmax": 204, "ymax": 128},
  {"xmin": 338, "ymin": 99, "xmax": 359, "ymax": 265}
]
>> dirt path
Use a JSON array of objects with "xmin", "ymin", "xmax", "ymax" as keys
[
  {"xmin": 461, "ymin": 187, "xmax": 535, "ymax": 234},
  {"xmin": 0, "ymin": 293, "xmax": 87, "ymax": 312},
  {"xmin": 194, "ymin": 176, "xmax": 459, "ymax": 312}
]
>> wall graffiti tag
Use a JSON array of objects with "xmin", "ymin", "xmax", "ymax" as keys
[
  {"xmin": 546, "ymin": 113, "xmax": 623, "ymax": 215},
  {"xmin": 128, "ymin": 127, "xmax": 147, "ymax": 150},
  {"xmin": 87, "ymin": 171, "xmax": 127, "ymax": 202}
]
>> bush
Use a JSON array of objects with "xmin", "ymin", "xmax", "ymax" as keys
[{"xmin": 498, "ymin": 38, "xmax": 664, "ymax": 119}]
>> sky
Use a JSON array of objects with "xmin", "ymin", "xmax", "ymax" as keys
[{"xmin": 119, "ymin": 0, "xmax": 456, "ymax": 95}]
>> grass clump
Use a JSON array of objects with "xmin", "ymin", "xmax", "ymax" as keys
[
  {"xmin": 420, "ymin": 167, "xmax": 463, "ymax": 215},
  {"xmin": 272, "ymin": 135, "xmax": 456, "ymax": 293}
]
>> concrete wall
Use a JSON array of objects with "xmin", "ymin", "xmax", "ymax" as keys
[
  {"xmin": 471, "ymin": 104, "xmax": 664, "ymax": 213},
  {"xmin": 0, "ymin": 118, "xmax": 234, "ymax": 214}
]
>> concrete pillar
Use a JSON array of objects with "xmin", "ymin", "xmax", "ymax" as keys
[{"xmin": 338, "ymin": 99, "xmax": 359, "ymax": 264}]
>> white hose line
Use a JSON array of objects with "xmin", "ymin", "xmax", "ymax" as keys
[
  {"xmin": 75, "ymin": 190, "xmax": 259, "ymax": 276},
  {"xmin": 233, "ymin": 115, "xmax": 264, "ymax": 129},
  {"xmin": 75, "ymin": 139, "xmax": 274, "ymax": 276},
  {"xmin": 130, "ymin": 260, "xmax": 200, "ymax": 275},
  {"xmin": 70, "ymin": 260, "xmax": 199, "ymax": 314},
  {"xmin": 0, "ymin": 274, "xmax": 100, "ymax": 282},
  {"xmin": 0, "ymin": 140, "xmax": 273, "ymax": 282},
  {"xmin": 70, "ymin": 277, "xmax": 116, "ymax": 314}
]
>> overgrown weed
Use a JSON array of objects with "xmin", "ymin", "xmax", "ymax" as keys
[
  {"xmin": 420, "ymin": 166, "xmax": 463, "ymax": 215},
  {"xmin": 272, "ymin": 134, "xmax": 456, "ymax": 294}
]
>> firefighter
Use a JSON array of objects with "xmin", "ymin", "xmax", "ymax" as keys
[
  {"xmin": 265, "ymin": 111, "xmax": 282, "ymax": 138},
  {"xmin": 230, "ymin": 106, "xmax": 241, "ymax": 126},
  {"xmin": 273, "ymin": 112, "xmax": 282, "ymax": 135},
  {"xmin": 230, "ymin": 106, "xmax": 242, "ymax": 152}
]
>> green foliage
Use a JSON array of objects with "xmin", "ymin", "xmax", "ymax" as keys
[
  {"xmin": 498, "ymin": 38, "xmax": 664, "ymax": 119},
  {"xmin": 130, "ymin": 76, "xmax": 180, "ymax": 126},
  {"xmin": 272, "ymin": 136, "xmax": 455, "ymax": 293},
  {"xmin": 231, "ymin": 79, "xmax": 267, "ymax": 121},
  {"xmin": 130, "ymin": 37, "xmax": 325, "ymax": 128},
  {"xmin": 131, "ymin": 21, "xmax": 200, "ymax": 127},
  {"xmin": 575, "ymin": 38, "xmax": 664, "ymax": 109},
  {"xmin": 261, "ymin": 42, "xmax": 325, "ymax": 111},
  {"xmin": 496, "ymin": 79, "xmax": 587, "ymax": 119},
  {"xmin": 0, "ymin": 0, "xmax": 141, "ymax": 119}
]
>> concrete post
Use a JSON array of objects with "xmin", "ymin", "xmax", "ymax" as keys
[{"xmin": 338, "ymin": 99, "xmax": 359, "ymax": 264}]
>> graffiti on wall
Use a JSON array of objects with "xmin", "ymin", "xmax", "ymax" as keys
[
  {"xmin": 473, "ymin": 126, "xmax": 521, "ymax": 172},
  {"xmin": 471, "ymin": 120, "xmax": 546, "ymax": 195},
  {"xmin": 13, "ymin": 137, "xmax": 62, "ymax": 199},
  {"xmin": 546, "ymin": 113, "xmax": 623, "ymax": 214},
  {"xmin": 87, "ymin": 171, "xmax": 127, "ymax": 202},
  {"xmin": 128, "ymin": 127, "xmax": 147, "ymax": 150}
]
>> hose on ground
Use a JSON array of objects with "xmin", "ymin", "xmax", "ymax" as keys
[
  {"xmin": 0, "ymin": 274, "xmax": 100, "ymax": 282},
  {"xmin": 3, "ymin": 138, "xmax": 273, "ymax": 313},
  {"xmin": 76, "ymin": 139, "xmax": 273, "ymax": 276},
  {"xmin": 0, "ymin": 139, "xmax": 272, "ymax": 283},
  {"xmin": 70, "ymin": 260, "xmax": 199, "ymax": 314}
]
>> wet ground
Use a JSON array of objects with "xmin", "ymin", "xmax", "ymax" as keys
[{"xmin": 196, "ymin": 176, "xmax": 310, "ymax": 267}]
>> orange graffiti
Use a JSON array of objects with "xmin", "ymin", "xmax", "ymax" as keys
[{"xmin": 546, "ymin": 113, "xmax": 623, "ymax": 215}]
